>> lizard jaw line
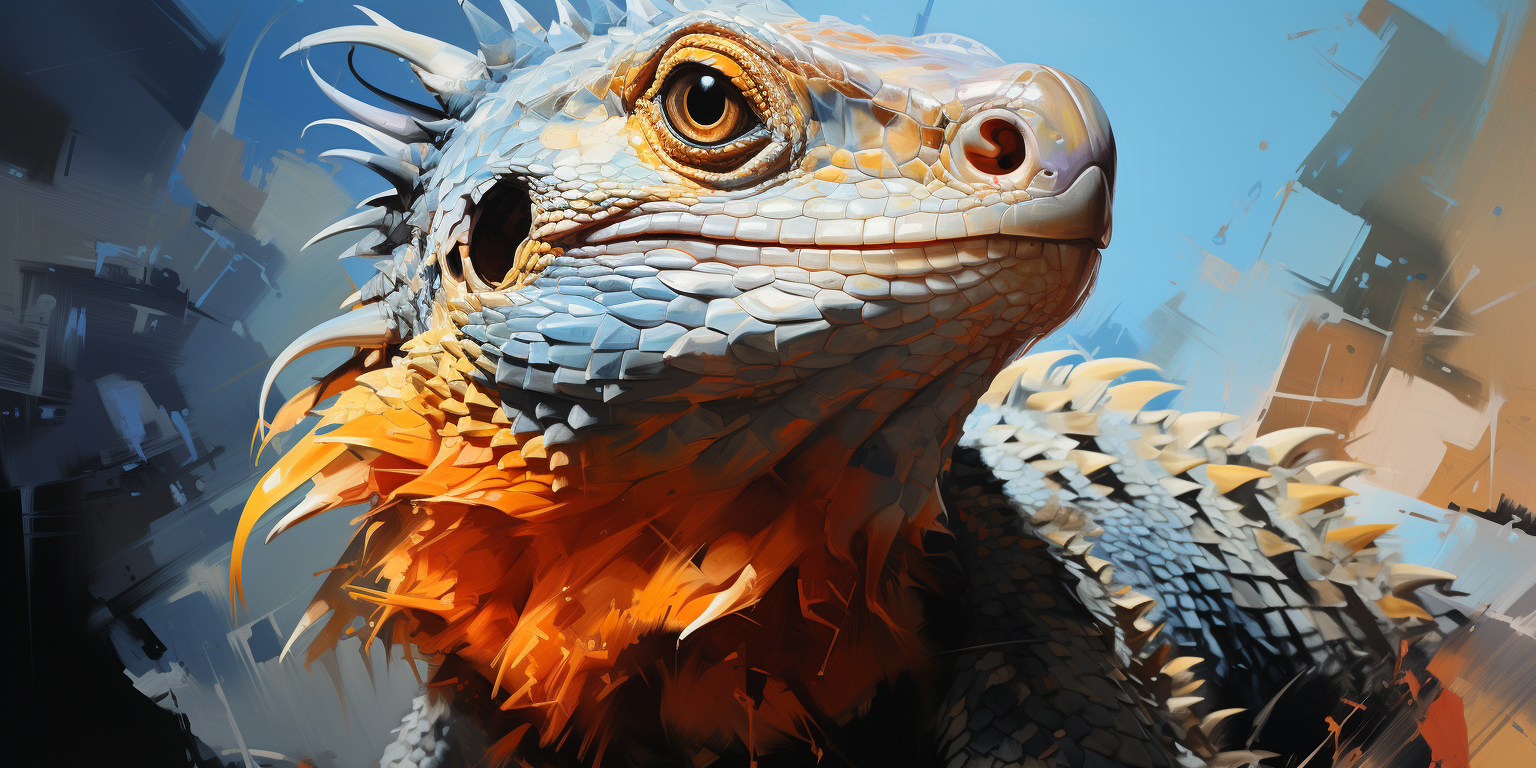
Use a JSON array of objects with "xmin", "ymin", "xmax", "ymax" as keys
[
  {"xmin": 563, "ymin": 165, "xmax": 1112, "ymax": 251},
  {"xmin": 565, "ymin": 233, "xmax": 1085, "ymax": 254},
  {"xmin": 560, "ymin": 234, "xmax": 1098, "ymax": 267}
]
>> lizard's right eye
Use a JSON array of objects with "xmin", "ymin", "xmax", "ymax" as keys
[
  {"xmin": 631, "ymin": 32, "xmax": 801, "ymax": 189},
  {"xmin": 660, "ymin": 65, "xmax": 758, "ymax": 147}
]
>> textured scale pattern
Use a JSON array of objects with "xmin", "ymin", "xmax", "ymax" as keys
[{"xmin": 933, "ymin": 353, "xmax": 1453, "ymax": 768}]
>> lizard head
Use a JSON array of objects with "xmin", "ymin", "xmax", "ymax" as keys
[{"xmin": 236, "ymin": 0, "xmax": 1113, "ymax": 753}]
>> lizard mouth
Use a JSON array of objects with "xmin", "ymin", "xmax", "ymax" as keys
[
  {"xmin": 559, "ymin": 234, "xmax": 1099, "ymax": 309},
  {"xmin": 564, "ymin": 164, "xmax": 1112, "ymax": 253},
  {"xmin": 562, "ymin": 236, "xmax": 1097, "ymax": 275}
]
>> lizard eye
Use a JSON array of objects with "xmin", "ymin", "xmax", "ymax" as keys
[
  {"xmin": 632, "ymin": 32, "xmax": 801, "ymax": 189},
  {"xmin": 661, "ymin": 65, "xmax": 757, "ymax": 147}
]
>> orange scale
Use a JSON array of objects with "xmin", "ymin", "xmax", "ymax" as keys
[
  {"xmin": 314, "ymin": 416, "xmax": 438, "ymax": 465},
  {"xmin": 452, "ymin": 443, "xmax": 496, "ymax": 467}
]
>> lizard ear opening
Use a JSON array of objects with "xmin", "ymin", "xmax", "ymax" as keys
[{"xmin": 451, "ymin": 179, "xmax": 533, "ymax": 289}]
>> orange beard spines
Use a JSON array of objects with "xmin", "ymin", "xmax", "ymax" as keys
[{"xmin": 235, "ymin": 320, "xmax": 965, "ymax": 761}]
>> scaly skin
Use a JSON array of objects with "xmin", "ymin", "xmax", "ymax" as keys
[
  {"xmin": 228, "ymin": 3, "xmax": 1444, "ymax": 767},
  {"xmin": 936, "ymin": 354, "xmax": 1452, "ymax": 768}
]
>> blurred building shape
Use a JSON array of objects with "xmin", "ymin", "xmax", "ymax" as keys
[
  {"xmin": 1248, "ymin": 0, "xmax": 1533, "ymax": 517},
  {"xmin": 1, "ymin": 4, "xmax": 365, "ymax": 762},
  {"xmin": 252, "ymin": 150, "xmax": 357, "ymax": 258},
  {"xmin": 178, "ymin": 113, "xmax": 268, "ymax": 232}
]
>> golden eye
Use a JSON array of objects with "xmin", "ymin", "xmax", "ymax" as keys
[
  {"xmin": 660, "ymin": 65, "xmax": 757, "ymax": 147},
  {"xmin": 631, "ymin": 33, "xmax": 801, "ymax": 188}
]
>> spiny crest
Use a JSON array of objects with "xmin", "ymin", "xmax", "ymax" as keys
[
  {"xmin": 283, "ymin": 0, "xmax": 695, "ymax": 207},
  {"xmin": 262, "ymin": 0, "xmax": 715, "ymax": 430},
  {"xmin": 964, "ymin": 351, "xmax": 1457, "ymax": 760},
  {"xmin": 286, "ymin": 1, "xmax": 686, "ymax": 109},
  {"xmin": 975, "ymin": 352, "xmax": 1455, "ymax": 619}
]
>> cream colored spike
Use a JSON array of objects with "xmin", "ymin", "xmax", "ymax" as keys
[
  {"xmin": 1065, "ymin": 357, "xmax": 1160, "ymax": 384},
  {"xmin": 279, "ymin": 599, "xmax": 331, "ymax": 664},
  {"xmin": 1069, "ymin": 380, "xmax": 1112, "ymax": 412},
  {"xmin": 1158, "ymin": 450, "xmax": 1208, "ymax": 475},
  {"xmin": 258, "ymin": 303, "xmax": 397, "ymax": 435},
  {"xmin": 1068, "ymin": 449, "xmax": 1119, "ymax": 475},
  {"xmin": 1169, "ymin": 411, "xmax": 1239, "ymax": 451},
  {"xmin": 1102, "ymin": 380, "xmax": 1183, "ymax": 412},
  {"xmin": 979, "ymin": 349, "xmax": 1081, "ymax": 406},
  {"xmin": 1385, "ymin": 563, "xmax": 1456, "ymax": 595},
  {"xmin": 1159, "ymin": 477, "xmax": 1204, "ymax": 496},
  {"xmin": 1032, "ymin": 357, "xmax": 1163, "ymax": 412},
  {"xmin": 1299, "ymin": 460, "xmax": 1374, "ymax": 486},
  {"xmin": 1203, "ymin": 464, "xmax": 1271, "ymax": 495},
  {"xmin": 1024, "ymin": 389, "xmax": 1075, "ymax": 412},
  {"xmin": 282, "ymin": 25, "xmax": 488, "ymax": 86},
  {"xmin": 1251, "ymin": 426, "xmax": 1334, "ymax": 466}
]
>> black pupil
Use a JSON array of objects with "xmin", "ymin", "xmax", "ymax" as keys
[{"xmin": 686, "ymin": 74, "xmax": 727, "ymax": 127}]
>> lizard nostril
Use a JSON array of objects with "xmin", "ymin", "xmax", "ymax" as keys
[{"xmin": 964, "ymin": 118, "xmax": 1027, "ymax": 176}]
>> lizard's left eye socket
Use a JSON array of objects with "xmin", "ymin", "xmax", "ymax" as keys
[{"xmin": 661, "ymin": 65, "xmax": 757, "ymax": 147}]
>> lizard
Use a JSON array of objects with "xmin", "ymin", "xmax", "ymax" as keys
[{"xmin": 229, "ymin": 2, "xmax": 1452, "ymax": 766}]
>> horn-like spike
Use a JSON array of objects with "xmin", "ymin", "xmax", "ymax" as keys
[
  {"xmin": 353, "ymin": 4, "xmax": 401, "ymax": 28},
  {"xmin": 554, "ymin": 0, "xmax": 592, "ymax": 38},
  {"xmin": 279, "ymin": 600, "xmax": 330, "ymax": 663},
  {"xmin": 305, "ymin": 60, "xmax": 429, "ymax": 143},
  {"xmin": 356, "ymin": 188, "xmax": 402, "ymax": 209},
  {"xmin": 589, "ymin": 0, "xmax": 625, "ymax": 34},
  {"xmin": 626, "ymin": 0, "xmax": 677, "ymax": 29},
  {"xmin": 500, "ymin": 0, "xmax": 554, "ymax": 67},
  {"xmin": 347, "ymin": 48, "xmax": 447, "ymax": 121},
  {"xmin": 415, "ymin": 117, "xmax": 461, "ymax": 136},
  {"xmin": 544, "ymin": 16, "xmax": 589, "ymax": 51},
  {"xmin": 1385, "ymin": 563, "xmax": 1456, "ymax": 595},
  {"xmin": 303, "ymin": 117, "xmax": 408, "ymax": 156},
  {"xmin": 1203, "ymin": 464, "xmax": 1271, "ymax": 495},
  {"xmin": 459, "ymin": 0, "xmax": 516, "ymax": 66},
  {"xmin": 1102, "ymin": 380, "xmax": 1182, "ymax": 412},
  {"xmin": 258, "ymin": 303, "xmax": 396, "ymax": 434},
  {"xmin": 344, "ymin": 231, "xmax": 391, "ymax": 261},
  {"xmin": 1251, "ymin": 426, "xmax": 1333, "ymax": 466},
  {"xmin": 264, "ymin": 493, "xmax": 332, "ymax": 545},
  {"xmin": 499, "ymin": 0, "xmax": 546, "ymax": 36},
  {"xmin": 1066, "ymin": 357, "xmax": 1159, "ymax": 384},
  {"xmin": 1016, "ymin": 349, "xmax": 1083, "ymax": 386},
  {"xmin": 1169, "ymin": 411, "xmax": 1239, "ymax": 450},
  {"xmin": 319, "ymin": 148, "xmax": 420, "ymax": 201},
  {"xmin": 302, "ymin": 207, "xmax": 390, "ymax": 252},
  {"xmin": 1323, "ymin": 521, "xmax": 1389, "ymax": 551},
  {"xmin": 1298, "ymin": 460, "xmax": 1374, "ymax": 486},
  {"xmin": 281, "ymin": 24, "xmax": 488, "ymax": 85}
]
